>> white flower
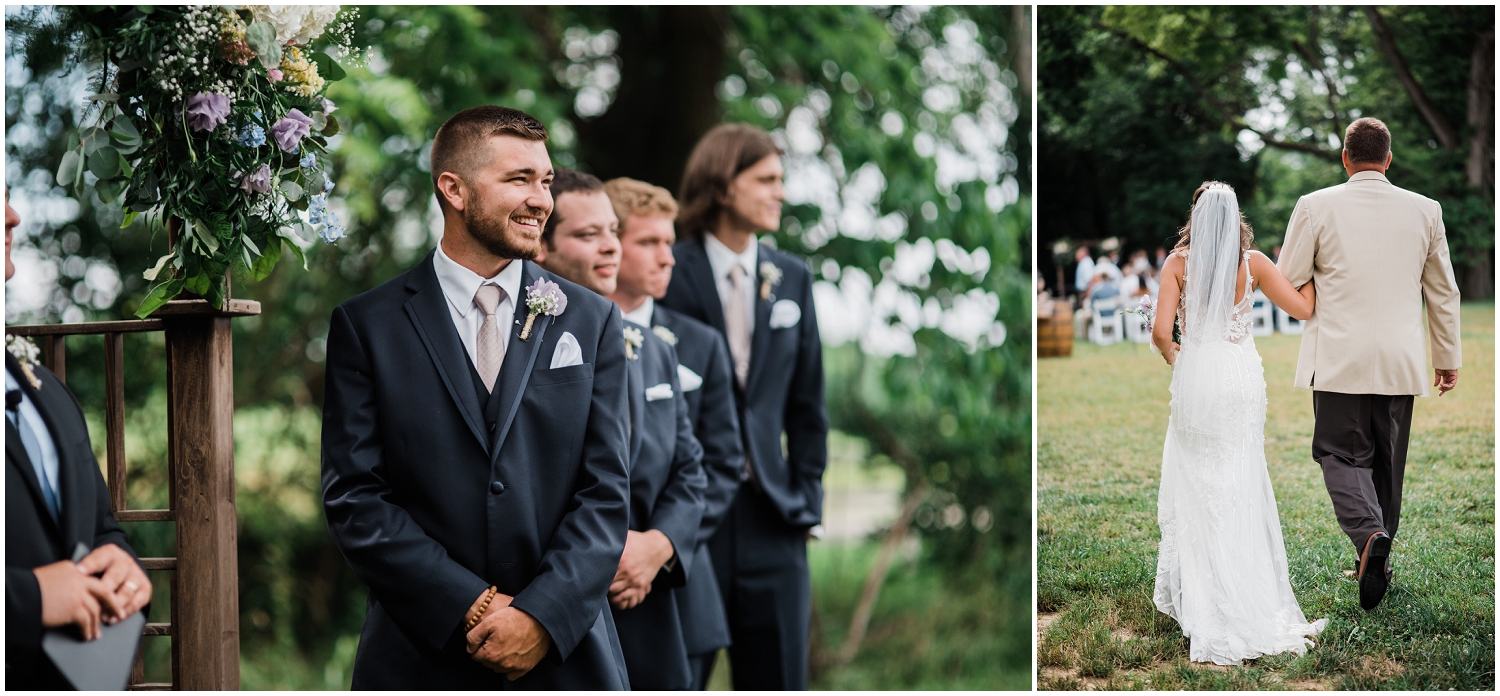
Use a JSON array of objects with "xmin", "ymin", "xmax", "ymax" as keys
[
  {"xmin": 244, "ymin": 5, "xmax": 341, "ymax": 46},
  {"xmin": 651, "ymin": 325, "xmax": 677, "ymax": 346},
  {"xmin": 622, "ymin": 326, "xmax": 644, "ymax": 360}
]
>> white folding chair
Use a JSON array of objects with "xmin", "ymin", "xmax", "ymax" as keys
[
  {"xmin": 1123, "ymin": 300, "xmax": 1151, "ymax": 343},
  {"xmin": 1275, "ymin": 306, "xmax": 1304, "ymax": 335},
  {"xmin": 1249, "ymin": 291, "xmax": 1274, "ymax": 338},
  {"xmin": 1088, "ymin": 296, "xmax": 1124, "ymax": 345}
]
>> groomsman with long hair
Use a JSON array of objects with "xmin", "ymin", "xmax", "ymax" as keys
[
  {"xmin": 535, "ymin": 169, "xmax": 708, "ymax": 689},
  {"xmin": 602, "ymin": 177, "xmax": 746, "ymax": 690},
  {"xmin": 661, "ymin": 124, "xmax": 828, "ymax": 690}
]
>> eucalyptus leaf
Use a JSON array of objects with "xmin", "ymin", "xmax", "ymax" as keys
[
  {"xmin": 245, "ymin": 21, "xmax": 281, "ymax": 70},
  {"xmin": 322, "ymin": 115, "xmax": 341, "ymax": 137},
  {"xmin": 113, "ymin": 137, "xmax": 140, "ymax": 155},
  {"xmin": 81, "ymin": 127, "xmax": 109, "ymax": 155},
  {"xmin": 111, "ymin": 116, "xmax": 140, "ymax": 139},
  {"xmin": 88, "ymin": 146, "xmax": 121, "ymax": 179},
  {"xmin": 279, "ymin": 180, "xmax": 304, "ymax": 201},
  {"xmin": 56, "ymin": 150, "xmax": 81, "ymax": 187},
  {"xmin": 96, "ymin": 178, "xmax": 121, "ymax": 204}
]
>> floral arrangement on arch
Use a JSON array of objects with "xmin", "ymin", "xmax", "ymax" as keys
[{"xmin": 47, "ymin": 5, "xmax": 360, "ymax": 317}]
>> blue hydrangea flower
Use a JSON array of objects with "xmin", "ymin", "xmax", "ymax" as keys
[
  {"xmin": 324, "ymin": 176, "xmax": 335, "ymax": 193},
  {"xmin": 307, "ymin": 193, "xmax": 328, "ymax": 225},
  {"xmin": 319, "ymin": 212, "xmax": 346, "ymax": 243},
  {"xmin": 300, "ymin": 152, "xmax": 317, "ymax": 170},
  {"xmin": 237, "ymin": 123, "xmax": 266, "ymax": 148}
]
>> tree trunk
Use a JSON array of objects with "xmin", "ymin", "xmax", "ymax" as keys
[
  {"xmin": 1364, "ymin": 6, "xmax": 1460, "ymax": 149},
  {"xmin": 1466, "ymin": 27, "xmax": 1495, "ymax": 199},
  {"xmin": 573, "ymin": 6, "xmax": 729, "ymax": 193},
  {"xmin": 835, "ymin": 483, "xmax": 927, "ymax": 667},
  {"xmin": 1013, "ymin": 6, "xmax": 1031, "ymax": 99}
]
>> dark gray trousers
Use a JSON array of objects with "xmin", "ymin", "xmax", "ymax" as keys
[{"xmin": 1311, "ymin": 391, "xmax": 1415, "ymax": 554}]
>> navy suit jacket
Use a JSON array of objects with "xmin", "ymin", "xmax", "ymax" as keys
[
  {"xmin": 660, "ymin": 236, "xmax": 829, "ymax": 528},
  {"xmin": 651, "ymin": 306, "xmax": 744, "ymax": 655},
  {"xmin": 321, "ymin": 252, "xmax": 632, "ymax": 689},
  {"xmin": 612, "ymin": 322, "xmax": 705, "ymax": 689},
  {"xmin": 6, "ymin": 355, "xmax": 144, "ymax": 689}
]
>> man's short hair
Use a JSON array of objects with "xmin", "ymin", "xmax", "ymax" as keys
[
  {"xmin": 1343, "ymin": 117, "xmax": 1391, "ymax": 165},
  {"xmin": 603, "ymin": 178, "xmax": 678, "ymax": 236},
  {"xmin": 542, "ymin": 169, "xmax": 605, "ymax": 246},
  {"xmin": 431, "ymin": 106, "xmax": 548, "ymax": 211}
]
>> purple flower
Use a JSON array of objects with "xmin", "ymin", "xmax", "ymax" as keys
[
  {"xmin": 185, "ymin": 92, "xmax": 231, "ymax": 132},
  {"xmin": 268, "ymin": 68, "xmax": 284, "ymax": 83},
  {"xmin": 238, "ymin": 164, "xmax": 272, "ymax": 194},
  {"xmin": 321, "ymin": 97, "xmax": 338, "ymax": 114},
  {"xmin": 525, "ymin": 278, "xmax": 568, "ymax": 316},
  {"xmin": 270, "ymin": 109, "xmax": 314, "ymax": 153}
]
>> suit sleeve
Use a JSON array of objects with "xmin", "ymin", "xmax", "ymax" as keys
[
  {"xmin": 1277, "ymin": 197, "xmax": 1316, "ymax": 287},
  {"xmin": 645, "ymin": 345, "xmax": 706, "ymax": 589},
  {"xmin": 510, "ymin": 304, "xmax": 631, "ymax": 661},
  {"xmin": 692, "ymin": 332, "xmax": 744, "ymax": 546},
  {"xmin": 784, "ymin": 269, "xmax": 829, "ymax": 526},
  {"xmin": 7, "ymin": 566, "xmax": 43, "ymax": 648},
  {"xmin": 1421, "ymin": 202, "xmax": 1462, "ymax": 370},
  {"xmin": 321, "ymin": 305, "xmax": 489, "ymax": 653}
]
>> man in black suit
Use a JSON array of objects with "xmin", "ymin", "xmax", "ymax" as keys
[
  {"xmin": 661, "ymin": 124, "xmax": 829, "ymax": 690},
  {"xmin": 6, "ymin": 193, "xmax": 152, "ymax": 688},
  {"xmin": 535, "ymin": 169, "xmax": 708, "ymax": 690},
  {"xmin": 603, "ymin": 177, "xmax": 745, "ymax": 690},
  {"xmin": 321, "ymin": 107, "xmax": 632, "ymax": 689}
]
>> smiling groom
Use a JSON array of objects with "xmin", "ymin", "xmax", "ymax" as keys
[{"xmin": 321, "ymin": 106, "xmax": 632, "ymax": 688}]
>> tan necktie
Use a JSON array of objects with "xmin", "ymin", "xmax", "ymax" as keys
[
  {"xmin": 474, "ymin": 284, "xmax": 506, "ymax": 392},
  {"xmin": 724, "ymin": 264, "xmax": 751, "ymax": 389}
]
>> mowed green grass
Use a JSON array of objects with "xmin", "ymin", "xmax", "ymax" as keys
[{"xmin": 1038, "ymin": 303, "xmax": 1494, "ymax": 690}]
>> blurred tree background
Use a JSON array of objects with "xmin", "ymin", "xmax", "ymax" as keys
[
  {"xmin": 1038, "ymin": 5, "xmax": 1494, "ymax": 300},
  {"xmin": 6, "ymin": 5, "xmax": 1030, "ymax": 689}
]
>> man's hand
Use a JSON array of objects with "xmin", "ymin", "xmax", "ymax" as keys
[
  {"xmin": 609, "ymin": 529, "xmax": 674, "ymax": 610},
  {"xmin": 1434, "ymin": 368, "xmax": 1458, "ymax": 396},
  {"xmin": 466, "ymin": 606, "xmax": 552, "ymax": 680},
  {"xmin": 75, "ymin": 544, "xmax": 151, "ymax": 623},
  {"xmin": 35, "ymin": 560, "xmax": 114, "ymax": 640}
]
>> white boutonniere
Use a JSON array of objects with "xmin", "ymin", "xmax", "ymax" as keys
[
  {"xmin": 6, "ymin": 335, "xmax": 42, "ymax": 390},
  {"xmin": 651, "ymin": 325, "xmax": 677, "ymax": 346},
  {"xmin": 623, "ymin": 326, "xmax": 644, "ymax": 360},
  {"xmin": 759, "ymin": 261, "xmax": 782, "ymax": 301},
  {"xmin": 521, "ymin": 278, "xmax": 568, "ymax": 341}
]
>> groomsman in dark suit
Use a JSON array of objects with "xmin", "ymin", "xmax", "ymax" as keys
[
  {"xmin": 535, "ymin": 169, "xmax": 708, "ymax": 690},
  {"xmin": 6, "ymin": 194, "xmax": 152, "ymax": 688},
  {"xmin": 321, "ymin": 107, "xmax": 632, "ymax": 689},
  {"xmin": 660, "ymin": 124, "xmax": 829, "ymax": 690},
  {"xmin": 603, "ymin": 177, "xmax": 746, "ymax": 690}
]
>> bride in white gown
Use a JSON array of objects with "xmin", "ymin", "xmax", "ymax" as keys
[{"xmin": 1150, "ymin": 182, "xmax": 1326, "ymax": 666}]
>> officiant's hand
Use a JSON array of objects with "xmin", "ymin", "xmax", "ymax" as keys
[
  {"xmin": 75, "ymin": 543, "xmax": 152, "ymax": 623},
  {"xmin": 34, "ymin": 560, "xmax": 115, "ymax": 640},
  {"xmin": 466, "ymin": 605, "xmax": 552, "ymax": 680},
  {"xmin": 1434, "ymin": 368, "xmax": 1458, "ymax": 396},
  {"xmin": 609, "ymin": 529, "xmax": 673, "ymax": 610}
]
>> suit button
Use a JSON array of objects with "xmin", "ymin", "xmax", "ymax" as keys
[
  {"xmin": 490, "ymin": 481, "xmax": 506, "ymax": 494},
  {"xmin": 489, "ymin": 422, "xmax": 496, "ymax": 432}
]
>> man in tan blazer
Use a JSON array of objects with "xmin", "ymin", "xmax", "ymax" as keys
[{"xmin": 1277, "ymin": 117, "xmax": 1461, "ymax": 612}]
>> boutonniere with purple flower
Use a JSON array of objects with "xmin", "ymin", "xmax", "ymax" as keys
[
  {"xmin": 623, "ymin": 326, "xmax": 644, "ymax": 360},
  {"xmin": 520, "ymin": 278, "xmax": 568, "ymax": 341},
  {"xmin": 759, "ymin": 261, "xmax": 782, "ymax": 301},
  {"xmin": 7, "ymin": 335, "xmax": 42, "ymax": 390}
]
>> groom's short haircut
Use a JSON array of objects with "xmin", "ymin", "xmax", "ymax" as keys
[
  {"xmin": 1343, "ymin": 118, "xmax": 1391, "ymax": 165},
  {"xmin": 604, "ymin": 178, "xmax": 678, "ymax": 233},
  {"xmin": 543, "ymin": 169, "xmax": 606, "ymax": 247},
  {"xmin": 431, "ymin": 105, "xmax": 548, "ymax": 212}
]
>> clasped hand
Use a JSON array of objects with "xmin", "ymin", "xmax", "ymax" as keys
[
  {"xmin": 609, "ymin": 529, "xmax": 674, "ymax": 611},
  {"xmin": 36, "ymin": 543, "xmax": 152, "ymax": 641},
  {"xmin": 464, "ymin": 591, "xmax": 551, "ymax": 680}
]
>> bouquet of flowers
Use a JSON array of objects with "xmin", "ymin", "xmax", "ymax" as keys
[
  {"xmin": 44, "ymin": 5, "xmax": 359, "ymax": 316},
  {"xmin": 1125, "ymin": 295, "xmax": 1162, "ymax": 356}
]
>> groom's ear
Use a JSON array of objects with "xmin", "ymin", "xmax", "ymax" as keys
[{"xmin": 436, "ymin": 172, "xmax": 469, "ymax": 213}]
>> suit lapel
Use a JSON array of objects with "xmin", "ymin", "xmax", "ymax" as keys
[
  {"xmin": 680, "ymin": 237, "xmax": 727, "ymax": 335},
  {"xmin": 490, "ymin": 261, "xmax": 551, "ymax": 462},
  {"xmin": 6, "ymin": 418, "xmax": 58, "ymax": 535},
  {"xmin": 402, "ymin": 252, "xmax": 491, "ymax": 456},
  {"xmin": 7, "ymin": 357, "xmax": 70, "ymax": 539},
  {"xmin": 626, "ymin": 340, "xmax": 645, "ymax": 468},
  {"xmin": 744, "ymin": 252, "xmax": 775, "ymax": 396}
]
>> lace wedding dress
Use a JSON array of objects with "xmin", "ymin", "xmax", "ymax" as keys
[{"xmin": 1153, "ymin": 196, "xmax": 1327, "ymax": 666}]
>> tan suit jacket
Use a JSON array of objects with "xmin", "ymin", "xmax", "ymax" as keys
[{"xmin": 1277, "ymin": 170, "xmax": 1461, "ymax": 396}]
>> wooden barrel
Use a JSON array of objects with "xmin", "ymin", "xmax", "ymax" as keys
[{"xmin": 1037, "ymin": 303, "xmax": 1074, "ymax": 358}]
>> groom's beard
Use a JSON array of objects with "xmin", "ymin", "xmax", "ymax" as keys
[{"xmin": 465, "ymin": 189, "xmax": 545, "ymax": 261}]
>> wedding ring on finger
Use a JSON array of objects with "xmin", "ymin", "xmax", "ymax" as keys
[{"xmin": 124, "ymin": 581, "xmax": 140, "ymax": 593}]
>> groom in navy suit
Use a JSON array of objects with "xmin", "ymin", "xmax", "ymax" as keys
[
  {"xmin": 661, "ymin": 124, "xmax": 828, "ymax": 690},
  {"xmin": 321, "ymin": 106, "xmax": 632, "ymax": 689}
]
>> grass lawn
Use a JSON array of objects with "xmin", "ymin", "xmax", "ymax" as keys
[{"xmin": 1037, "ymin": 303, "xmax": 1494, "ymax": 690}]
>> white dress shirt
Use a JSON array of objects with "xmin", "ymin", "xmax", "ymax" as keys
[
  {"xmin": 1074, "ymin": 255, "xmax": 1095, "ymax": 292},
  {"xmin": 703, "ymin": 233, "xmax": 759, "ymax": 337},
  {"xmin": 433, "ymin": 242, "xmax": 525, "ymax": 368},
  {"xmin": 622, "ymin": 296, "xmax": 655, "ymax": 328}
]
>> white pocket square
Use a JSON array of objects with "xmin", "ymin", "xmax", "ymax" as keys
[
  {"xmin": 550, "ymin": 331, "xmax": 582, "ymax": 368},
  {"xmin": 645, "ymin": 383, "xmax": 674, "ymax": 401},
  {"xmin": 676, "ymin": 364, "xmax": 703, "ymax": 392},
  {"xmin": 769, "ymin": 299, "xmax": 801, "ymax": 329}
]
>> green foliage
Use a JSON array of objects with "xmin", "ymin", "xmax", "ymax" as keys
[{"xmin": 1038, "ymin": 304, "xmax": 1495, "ymax": 690}]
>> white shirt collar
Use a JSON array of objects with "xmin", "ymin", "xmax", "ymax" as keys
[
  {"xmin": 622, "ymin": 296, "xmax": 655, "ymax": 327},
  {"xmin": 433, "ymin": 242, "xmax": 525, "ymax": 319},
  {"xmin": 703, "ymin": 232, "xmax": 758, "ymax": 282},
  {"xmin": 1348, "ymin": 170, "xmax": 1390, "ymax": 184}
]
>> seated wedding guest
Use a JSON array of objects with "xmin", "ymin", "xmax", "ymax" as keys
[
  {"xmin": 661, "ymin": 123, "xmax": 828, "ymax": 690},
  {"xmin": 535, "ymin": 170, "xmax": 707, "ymax": 690},
  {"xmin": 1094, "ymin": 251, "xmax": 1123, "ymax": 281},
  {"xmin": 1120, "ymin": 271, "xmax": 1142, "ymax": 298},
  {"xmin": 1128, "ymin": 249, "xmax": 1152, "ymax": 275},
  {"xmin": 1073, "ymin": 246, "xmax": 1094, "ymax": 296},
  {"xmin": 602, "ymin": 177, "xmax": 744, "ymax": 690},
  {"xmin": 321, "ymin": 106, "xmax": 632, "ymax": 689},
  {"xmin": 6, "ymin": 192, "xmax": 152, "ymax": 689}
]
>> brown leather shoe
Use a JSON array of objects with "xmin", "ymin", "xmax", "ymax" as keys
[{"xmin": 1359, "ymin": 532, "xmax": 1391, "ymax": 610}]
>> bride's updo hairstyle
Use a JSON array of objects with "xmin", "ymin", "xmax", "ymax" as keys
[{"xmin": 1172, "ymin": 181, "xmax": 1254, "ymax": 256}]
